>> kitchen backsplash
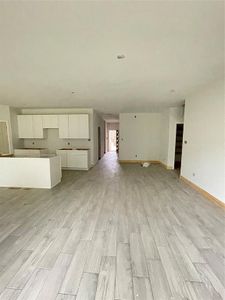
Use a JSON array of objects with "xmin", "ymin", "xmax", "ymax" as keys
[{"xmin": 23, "ymin": 128, "xmax": 91, "ymax": 154}]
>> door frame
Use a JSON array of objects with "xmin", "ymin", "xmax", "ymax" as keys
[{"xmin": 98, "ymin": 126, "xmax": 101, "ymax": 160}]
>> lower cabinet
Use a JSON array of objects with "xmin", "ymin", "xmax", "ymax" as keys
[
  {"xmin": 56, "ymin": 150, "xmax": 90, "ymax": 170},
  {"xmin": 58, "ymin": 151, "xmax": 68, "ymax": 168},
  {"xmin": 14, "ymin": 148, "xmax": 48, "ymax": 157}
]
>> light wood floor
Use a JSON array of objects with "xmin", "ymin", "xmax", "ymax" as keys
[{"xmin": 0, "ymin": 152, "xmax": 224, "ymax": 300}]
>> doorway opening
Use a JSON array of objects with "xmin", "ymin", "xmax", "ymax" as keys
[
  {"xmin": 98, "ymin": 126, "xmax": 101, "ymax": 160},
  {"xmin": 108, "ymin": 130, "xmax": 117, "ymax": 152},
  {"xmin": 174, "ymin": 124, "xmax": 184, "ymax": 170},
  {"xmin": 105, "ymin": 121, "xmax": 119, "ymax": 154}
]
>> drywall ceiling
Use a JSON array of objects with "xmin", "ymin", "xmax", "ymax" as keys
[{"xmin": 0, "ymin": 1, "xmax": 224, "ymax": 113}]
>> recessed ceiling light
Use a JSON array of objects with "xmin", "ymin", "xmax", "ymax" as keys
[{"xmin": 117, "ymin": 54, "xmax": 125, "ymax": 59}]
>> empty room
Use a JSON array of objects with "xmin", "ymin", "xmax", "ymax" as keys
[{"xmin": 0, "ymin": 1, "xmax": 224, "ymax": 300}]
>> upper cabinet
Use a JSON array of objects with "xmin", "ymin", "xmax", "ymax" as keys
[
  {"xmin": 17, "ymin": 115, "xmax": 33, "ymax": 138},
  {"xmin": 32, "ymin": 115, "xmax": 43, "ymax": 138},
  {"xmin": 43, "ymin": 115, "xmax": 58, "ymax": 128},
  {"xmin": 77, "ymin": 115, "xmax": 89, "ymax": 139},
  {"xmin": 58, "ymin": 115, "xmax": 69, "ymax": 138},
  {"xmin": 17, "ymin": 115, "xmax": 44, "ymax": 138},
  {"xmin": 18, "ymin": 114, "xmax": 89, "ymax": 139},
  {"xmin": 61, "ymin": 114, "xmax": 89, "ymax": 139},
  {"xmin": 68, "ymin": 114, "xmax": 89, "ymax": 139}
]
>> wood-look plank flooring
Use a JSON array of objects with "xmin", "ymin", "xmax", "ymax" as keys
[{"xmin": 0, "ymin": 152, "xmax": 224, "ymax": 300}]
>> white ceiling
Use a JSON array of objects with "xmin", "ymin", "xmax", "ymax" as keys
[{"xmin": 0, "ymin": 1, "xmax": 224, "ymax": 114}]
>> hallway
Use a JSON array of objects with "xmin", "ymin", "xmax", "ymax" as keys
[{"xmin": 0, "ymin": 153, "xmax": 224, "ymax": 299}]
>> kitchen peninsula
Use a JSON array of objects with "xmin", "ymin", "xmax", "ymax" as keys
[{"xmin": 0, "ymin": 154, "xmax": 61, "ymax": 189}]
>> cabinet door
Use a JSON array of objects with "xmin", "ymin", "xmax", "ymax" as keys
[
  {"xmin": 17, "ymin": 115, "xmax": 33, "ymax": 138},
  {"xmin": 42, "ymin": 115, "xmax": 58, "ymax": 128},
  {"xmin": 68, "ymin": 115, "xmax": 80, "ymax": 138},
  {"xmin": 78, "ymin": 115, "xmax": 89, "ymax": 138},
  {"xmin": 67, "ymin": 152, "xmax": 88, "ymax": 169},
  {"xmin": 68, "ymin": 114, "xmax": 89, "ymax": 139},
  {"xmin": 58, "ymin": 115, "xmax": 69, "ymax": 138},
  {"xmin": 56, "ymin": 150, "xmax": 67, "ymax": 168},
  {"xmin": 32, "ymin": 115, "xmax": 43, "ymax": 138}
]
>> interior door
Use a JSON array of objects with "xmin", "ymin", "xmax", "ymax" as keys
[
  {"xmin": 174, "ymin": 124, "xmax": 184, "ymax": 169},
  {"xmin": 0, "ymin": 121, "xmax": 10, "ymax": 154}
]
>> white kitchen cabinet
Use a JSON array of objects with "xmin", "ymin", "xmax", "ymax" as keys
[
  {"xmin": 58, "ymin": 115, "xmax": 69, "ymax": 138},
  {"xmin": 67, "ymin": 152, "xmax": 88, "ymax": 169},
  {"xmin": 68, "ymin": 115, "xmax": 80, "ymax": 138},
  {"xmin": 0, "ymin": 155, "xmax": 61, "ymax": 189},
  {"xmin": 42, "ymin": 115, "xmax": 58, "ymax": 128},
  {"xmin": 56, "ymin": 149, "xmax": 90, "ymax": 170},
  {"xmin": 18, "ymin": 113, "xmax": 89, "ymax": 139},
  {"xmin": 68, "ymin": 114, "xmax": 89, "ymax": 139},
  {"xmin": 17, "ymin": 115, "xmax": 44, "ymax": 138},
  {"xmin": 18, "ymin": 115, "xmax": 33, "ymax": 138},
  {"xmin": 14, "ymin": 148, "xmax": 48, "ymax": 157},
  {"xmin": 56, "ymin": 150, "xmax": 68, "ymax": 168},
  {"xmin": 32, "ymin": 115, "xmax": 43, "ymax": 138},
  {"xmin": 78, "ymin": 115, "xmax": 89, "ymax": 138}
]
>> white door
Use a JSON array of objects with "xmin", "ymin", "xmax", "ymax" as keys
[
  {"xmin": 17, "ymin": 115, "xmax": 33, "ymax": 138},
  {"xmin": 58, "ymin": 115, "xmax": 69, "ymax": 138},
  {"xmin": 32, "ymin": 115, "xmax": 43, "ymax": 138}
]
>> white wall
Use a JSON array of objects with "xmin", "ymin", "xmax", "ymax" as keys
[
  {"xmin": 119, "ymin": 113, "xmax": 161, "ymax": 161},
  {"xmin": 181, "ymin": 80, "xmax": 225, "ymax": 203}
]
